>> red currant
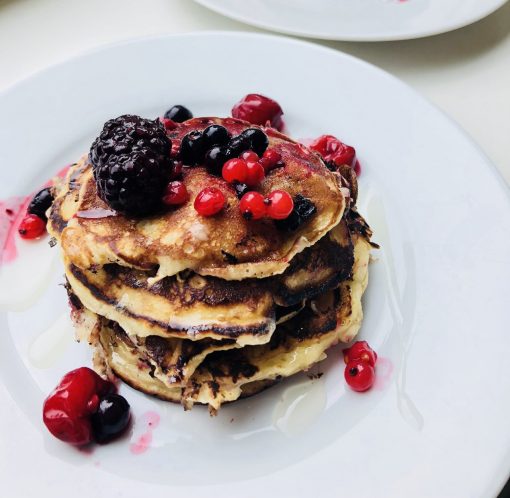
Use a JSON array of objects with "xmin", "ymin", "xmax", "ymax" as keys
[
  {"xmin": 266, "ymin": 190, "xmax": 294, "ymax": 220},
  {"xmin": 194, "ymin": 187, "xmax": 225, "ymax": 216},
  {"xmin": 231, "ymin": 94, "xmax": 284, "ymax": 130},
  {"xmin": 162, "ymin": 181, "xmax": 189, "ymax": 206},
  {"xmin": 260, "ymin": 149, "xmax": 282, "ymax": 171},
  {"xmin": 344, "ymin": 360, "xmax": 375, "ymax": 392},
  {"xmin": 245, "ymin": 161, "xmax": 265, "ymax": 186},
  {"xmin": 343, "ymin": 341, "xmax": 377, "ymax": 367},
  {"xmin": 309, "ymin": 134, "xmax": 356, "ymax": 168},
  {"xmin": 18, "ymin": 214, "xmax": 46, "ymax": 239},
  {"xmin": 222, "ymin": 158, "xmax": 248, "ymax": 183},
  {"xmin": 240, "ymin": 150, "xmax": 259, "ymax": 163},
  {"xmin": 239, "ymin": 192, "xmax": 266, "ymax": 220},
  {"xmin": 42, "ymin": 367, "xmax": 114, "ymax": 445}
]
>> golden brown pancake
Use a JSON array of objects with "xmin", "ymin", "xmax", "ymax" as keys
[{"xmin": 48, "ymin": 117, "xmax": 345, "ymax": 281}]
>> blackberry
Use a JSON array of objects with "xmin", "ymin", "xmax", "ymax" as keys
[
  {"xmin": 163, "ymin": 105, "xmax": 193, "ymax": 123},
  {"xmin": 28, "ymin": 187, "xmax": 54, "ymax": 221},
  {"xmin": 90, "ymin": 115, "xmax": 173, "ymax": 216},
  {"xmin": 274, "ymin": 194, "xmax": 317, "ymax": 231}
]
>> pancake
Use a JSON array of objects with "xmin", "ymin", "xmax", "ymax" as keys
[
  {"xmin": 64, "ymin": 219, "xmax": 354, "ymax": 346},
  {"xmin": 93, "ymin": 230, "xmax": 371, "ymax": 413},
  {"xmin": 48, "ymin": 117, "xmax": 345, "ymax": 281}
]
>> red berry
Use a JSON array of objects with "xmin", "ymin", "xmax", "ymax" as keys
[
  {"xmin": 231, "ymin": 94, "xmax": 284, "ymax": 130},
  {"xmin": 245, "ymin": 161, "xmax": 265, "ymax": 186},
  {"xmin": 160, "ymin": 117, "xmax": 177, "ymax": 130},
  {"xmin": 239, "ymin": 191, "xmax": 266, "ymax": 220},
  {"xmin": 194, "ymin": 187, "xmax": 225, "ymax": 216},
  {"xmin": 343, "ymin": 341, "xmax": 377, "ymax": 367},
  {"xmin": 309, "ymin": 135, "xmax": 356, "ymax": 168},
  {"xmin": 240, "ymin": 150, "xmax": 259, "ymax": 163},
  {"xmin": 163, "ymin": 181, "xmax": 189, "ymax": 206},
  {"xmin": 18, "ymin": 214, "xmax": 46, "ymax": 239},
  {"xmin": 222, "ymin": 158, "xmax": 248, "ymax": 183},
  {"xmin": 260, "ymin": 149, "xmax": 282, "ymax": 171},
  {"xmin": 344, "ymin": 361, "xmax": 375, "ymax": 392},
  {"xmin": 169, "ymin": 160, "xmax": 183, "ymax": 180},
  {"xmin": 42, "ymin": 367, "xmax": 114, "ymax": 445},
  {"xmin": 266, "ymin": 190, "xmax": 294, "ymax": 220}
]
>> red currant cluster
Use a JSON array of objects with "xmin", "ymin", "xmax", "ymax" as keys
[{"xmin": 342, "ymin": 341, "xmax": 377, "ymax": 392}]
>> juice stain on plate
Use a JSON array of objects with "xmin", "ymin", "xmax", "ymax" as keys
[
  {"xmin": 130, "ymin": 411, "xmax": 160, "ymax": 455},
  {"xmin": 272, "ymin": 378, "xmax": 326, "ymax": 437},
  {"xmin": 28, "ymin": 313, "xmax": 73, "ymax": 369}
]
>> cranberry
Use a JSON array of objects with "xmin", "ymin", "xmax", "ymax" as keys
[
  {"xmin": 194, "ymin": 187, "xmax": 225, "ymax": 216},
  {"xmin": 232, "ymin": 94, "xmax": 284, "ymax": 131},
  {"xmin": 344, "ymin": 361, "xmax": 375, "ymax": 392},
  {"xmin": 260, "ymin": 149, "xmax": 282, "ymax": 171},
  {"xmin": 163, "ymin": 181, "xmax": 189, "ymax": 206},
  {"xmin": 240, "ymin": 150, "xmax": 259, "ymax": 163},
  {"xmin": 222, "ymin": 158, "xmax": 248, "ymax": 184},
  {"xmin": 245, "ymin": 161, "xmax": 265, "ymax": 186},
  {"xmin": 343, "ymin": 341, "xmax": 377, "ymax": 367},
  {"xmin": 309, "ymin": 135, "xmax": 356, "ymax": 168},
  {"xmin": 239, "ymin": 191, "xmax": 266, "ymax": 220},
  {"xmin": 18, "ymin": 214, "xmax": 46, "ymax": 239},
  {"xmin": 42, "ymin": 367, "xmax": 114, "ymax": 445},
  {"xmin": 266, "ymin": 190, "xmax": 294, "ymax": 220}
]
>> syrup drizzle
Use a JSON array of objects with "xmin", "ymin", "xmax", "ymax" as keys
[{"xmin": 130, "ymin": 411, "xmax": 160, "ymax": 455}]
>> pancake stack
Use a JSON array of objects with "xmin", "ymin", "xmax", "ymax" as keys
[{"xmin": 49, "ymin": 117, "xmax": 373, "ymax": 414}]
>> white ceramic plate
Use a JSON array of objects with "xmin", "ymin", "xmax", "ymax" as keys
[
  {"xmin": 195, "ymin": 0, "xmax": 508, "ymax": 41},
  {"xmin": 0, "ymin": 32, "xmax": 509, "ymax": 498}
]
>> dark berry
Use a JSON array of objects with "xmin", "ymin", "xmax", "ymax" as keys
[
  {"xmin": 274, "ymin": 194, "xmax": 317, "ymax": 231},
  {"xmin": 222, "ymin": 158, "xmax": 248, "ymax": 183},
  {"xmin": 194, "ymin": 187, "xmax": 225, "ymax": 216},
  {"xmin": 90, "ymin": 115, "xmax": 173, "ymax": 216},
  {"xmin": 228, "ymin": 134, "xmax": 252, "ymax": 157},
  {"xmin": 266, "ymin": 190, "xmax": 293, "ymax": 220},
  {"xmin": 244, "ymin": 161, "xmax": 265, "ymax": 186},
  {"xmin": 180, "ymin": 131, "xmax": 205, "ymax": 166},
  {"xmin": 18, "ymin": 214, "xmax": 46, "ymax": 239},
  {"xmin": 239, "ymin": 192, "xmax": 266, "ymax": 220},
  {"xmin": 202, "ymin": 125, "xmax": 231, "ymax": 149},
  {"xmin": 163, "ymin": 105, "xmax": 193, "ymax": 123},
  {"xmin": 233, "ymin": 182, "xmax": 249, "ymax": 199},
  {"xmin": 91, "ymin": 394, "xmax": 131, "ymax": 444},
  {"xmin": 204, "ymin": 145, "xmax": 235, "ymax": 175},
  {"xmin": 239, "ymin": 128, "xmax": 269, "ymax": 156},
  {"xmin": 232, "ymin": 94, "xmax": 284, "ymax": 130},
  {"xmin": 162, "ymin": 181, "xmax": 189, "ymax": 206},
  {"xmin": 28, "ymin": 187, "xmax": 54, "ymax": 221}
]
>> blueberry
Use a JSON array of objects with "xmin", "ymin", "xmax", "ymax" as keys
[
  {"xmin": 274, "ymin": 194, "xmax": 317, "ymax": 232},
  {"xmin": 239, "ymin": 128, "xmax": 269, "ymax": 155},
  {"xmin": 163, "ymin": 105, "xmax": 193, "ymax": 123},
  {"xmin": 202, "ymin": 125, "xmax": 231, "ymax": 149},
  {"xmin": 91, "ymin": 393, "xmax": 131, "ymax": 444},
  {"xmin": 180, "ymin": 131, "xmax": 205, "ymax": 165},
  {"xmin": 28, "ymin": 187, "xmax": 54, "ymax": 221},
  {"xmin": 204, "ymin": 145, "xmax": 234, "ymax": 175}
]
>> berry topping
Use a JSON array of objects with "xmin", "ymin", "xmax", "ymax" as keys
[
  {"xmin": 240, "ymin": 150, "xmax": 259, "ymax": 163},
  {"xmin": 309, "ymin": 135, "xmax": 356, "ymax": 169},
  {"xmin": 222, "ymin": 158, "xmax": 248, "ymax": 184},
  {"xmin": 239, "ymin": 192, "xmax": 266, "ymax": 220},
  {"xmin": 232, "ymin": 94, "xmax": 284, "ymax": 131},
  {"xmin": 260, "ymin": 149, "xmax": 282, "ymax": 171},
  {"xmin": 91, "ymin": 394, "xmax": 131, "ymax": 444},
  {"xmin": 180, "ymin": 130, "xmax": 205, "ymax": 166},
  {"xmin": 18, "ymin": 214, "xmax": 46, "ymax": 239},
  {"xmin": 42, "ymin": 367, "xmax": 114, "ymax": 445},
  {"xmin": 244, "ymin": 161, "xmax": 265, "ymax": 186},
  {"xmin": 194, "ymin": 187, "xmax": 225, "ymax": 216},
  {"xmin": 163, "ymin": 105, "xmax": 193, "ymax": 123},
  {"xmin": 90, "ymin": 115, "xmax": 173, "ymax": 216},
  {"xmin": 202, "ymin": 125, "xmax": 231, "ymax": 149},
  {"xmin": 343, "ymin": 341, "xmax": 378, "ymax": 367},
  {"xmin": 161, "ymin": 118, "xmax": 177, "ymax": 131},
  {"xmin": 162, "ymin": 181, "xmax": 189, "ymax": 206},
  {"xmin": 274, "ymin": 194, "xmax": 317, "ymax": 231},
  {"xmin": 239, "ymin": 128, "xmax": 269, "ymax": 156},
  {"xmin": 28, "ymin": 187, "xmax": 54, "ymax": 221},
  {"xmin": 204, "ymin": 145, "xmax": 234, "ymax": 175},
  {"xmin": 266, "ymin": 190, "xmax": 294, "ymax": 220},
  {"xmin": 233, "ymin": 182, "xmax": 249, "ymax": 199},
  {"xmin": 344, "ymin": 360, "xmax": 375, "ymax": 392}
]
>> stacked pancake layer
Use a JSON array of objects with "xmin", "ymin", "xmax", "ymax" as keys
[{"xmin": 49, "ymin": 117, "xmax": 373, "ymax": 414}]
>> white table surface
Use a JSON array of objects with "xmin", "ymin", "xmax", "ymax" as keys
[{"xmin": 0, "ymin": 1, "xmax": 509, "ymax": 497}]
